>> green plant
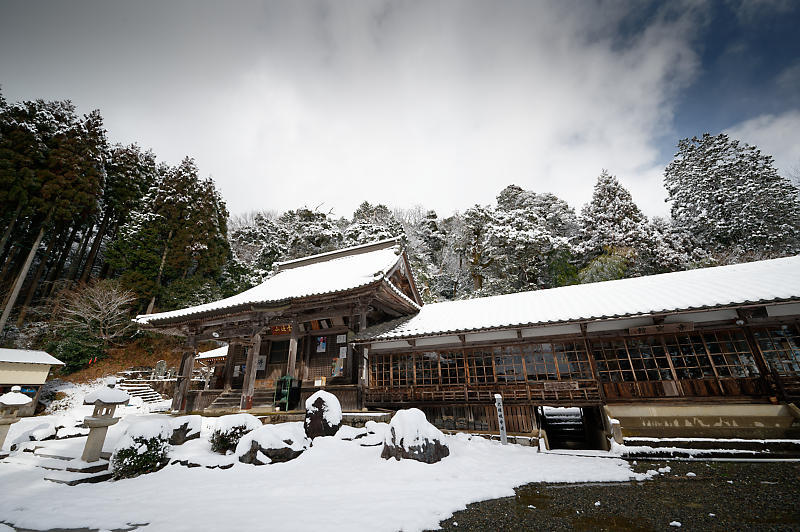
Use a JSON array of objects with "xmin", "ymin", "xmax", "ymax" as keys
[
  {"xmin": 210, "ymin": 424, "xmax": 252, "ymax": 454},
  {"xmin": 112, "ymin": 434, "xmax": 170, "ymax": 479}
]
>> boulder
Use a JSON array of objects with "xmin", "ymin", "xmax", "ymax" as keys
[
  {"xmin": 381, "ymin": 408, "xmax": 449, "ymax": 464},
  {"xmin": 236, "ymin": 423, "xmax": 309, "ymax": 465},
  {"xmin": 169, "ymin": 415, "xmax": 202, "ymax": 445},
  {"xmin": 303, "ymin": 390, "xmax": 342, "ymax": 439}
]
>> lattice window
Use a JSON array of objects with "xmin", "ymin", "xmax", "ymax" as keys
[
  {"xmin": 754, "ymin": 324, "xmax": 800, "ymax": 375},
  {"xmin": 415, "ymin": 352, "xmax": 439, "ymax": 385},
  {"xmin": 523, "ymin": 343, "xmax": 558, "ymax": 380},
  {"xmin": 439, "ymin": 351, "xmax": 466, "ymax": 385},
  {"xmin": 370, "ymin": 354, "xmax": 391, "ymax": 387},
  {"xmin": 554, "ymin": 342, "xmax": 593, "ymax": 380},
  {"xmin": 268, "ymin": 340, "xmax": 289, "ymax": 364},
  {"xmin": 703, "ymin": 331, "xmax": 759, "ymax": 378},
  {"xmin": 664, "ymin": 334, "xmax": 714, "ymax": 379},
  {"xmin": 393, "ymin": 354, "xmax": 413, "ymax": 386},
  {"xmin": 625, "ymin": 336, "xmax": 674, "ymax": 381},
  {"xmin": 494, "ymin": 346, "xmax": 525, "ymax": 382},
  {"xmin": 466, "ymin": 349, "xmax": 495, "ymax": 384}
]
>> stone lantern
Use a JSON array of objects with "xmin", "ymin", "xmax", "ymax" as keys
[
  {"xmin": 0, "ymin": 386, "xmax": 33, "ymax": 458},
  {"xmin": 80, "ymin": 377, "xmax": 130, "ymax": 463}
]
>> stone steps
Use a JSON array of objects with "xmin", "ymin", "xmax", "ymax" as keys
[
  {"xmin": 621, "ymin": 437, "xmax": 800, "ymax": 459},
  {"xmin": 5, "ymin": 450, "xmax": 113, "ymax": 485}
]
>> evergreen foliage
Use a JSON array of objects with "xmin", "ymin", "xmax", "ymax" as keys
[
  {"xmin": 665, "ymin": 133, "xmax": 800, "ymax": 259},
  {"xmin": 111, "ymin": 432, "xmax": 171, "ymax": 479}
]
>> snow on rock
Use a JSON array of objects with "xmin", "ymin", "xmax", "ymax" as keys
[
  {"xmin": 381, "ymin": 408, "xmax": 449, "ymax": 464},
  {"xmin": 8, "ymin": 421, "xmax": 57, "ymax": 450},
  {"xmin": 304, "ymin": 390, "xmax": 342, "ymax": 439},
  {"xmin": 669, "ymin": 521, "xmax": 682, "ymax": 527},
  {"xmin": 0, "ymin": 386, "xmax": 33, "ymax": 406},
  {"xmin": 0, "ymin": 416, "xmax": 656, "ymax": 532},
  {"xmin": 236, "ymin": 422, "xmax": 309, "ymax": 465},
  {"xmin": 116, "ymin": 419, "xmax": 172, "ymax": 448},
  {"xmin": 335, "ymin": 425, "xmax": 367, "ymax": 441},
  {"xmin": 359, "ymin": 421, "xmax": 389, "ymax": 447},
  {"xmin": 169, "ymin": 415, "xmax": 202, "ymax": 445}
]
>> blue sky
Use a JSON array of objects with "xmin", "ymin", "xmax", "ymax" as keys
[{"xmin": 1, "ymin": 1, "xmax": 798, "ymax": 218}]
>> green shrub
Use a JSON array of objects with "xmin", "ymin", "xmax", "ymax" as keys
[
  {"xmin": 210, "ymin": 424, "xmax": 252, "ymax": 454},
  {"xmin": 112, "ymin": 421, "xmax": 171, "ymax": 479}
]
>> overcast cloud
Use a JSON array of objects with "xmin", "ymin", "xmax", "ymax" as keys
[{"xmin": 1, "ymin": 1, "xmax": 795, "ymax": 218}]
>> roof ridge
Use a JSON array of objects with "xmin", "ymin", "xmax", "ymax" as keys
[{"xmin": 275, "ymin": 238, "xmax": 402, "ymax": 271}]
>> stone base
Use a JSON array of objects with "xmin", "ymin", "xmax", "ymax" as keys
[{"xmin": 606, "ymin": 403, "xmax": 800, "ymax": 439}]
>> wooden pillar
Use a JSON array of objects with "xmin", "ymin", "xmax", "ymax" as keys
[
  {"xmin": 222, "ymin": 341, "xmax": 238, "ymax": 391},
  {"xmin": 171, "ymin": 335, "xmax": 197, "ymax": 412},
  {"xmin": 287, "ymin": 324, "xmax": 299, "ymax": 379},
  {"xmin": 240, "ymin": 334, "xmax": 261, "ymax": 410},
  {"xmin": 359, "ymin": 309, "xmax": 368, "ymax": 386},
  {"xmin": 302, "ymin": 331, "xmax": 312, "ymax": 381}
]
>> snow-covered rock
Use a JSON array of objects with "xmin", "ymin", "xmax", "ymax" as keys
[
  {"xmin": 236, "ymin": 422, "xmax": 309, "ymax": 465},
  {"xmin": 210, "ymin": 413, "xmax": 262, "ymax": 454},
  {"xmin": 304, "ymin": 390, "xmax": 342, "ymax": 439},
  {"xmin": 381, "ymin": 408, "xmax": 449, "ymax": 464},
  {"xmin": 169, "ymin": 415, "xmax": 202, "ymax": 445}
]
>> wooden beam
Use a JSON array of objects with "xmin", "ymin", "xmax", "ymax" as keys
[
  {"xmin": 171, "ymin": 334, "xmax": 197, "ymax": 412},
  {"xmin": 222, "ymin": 341, "xmax": 239, "ymax": 390},
  {"xmin": 240, "ymin": 334, "xmax": 262, "ymax": 410}
]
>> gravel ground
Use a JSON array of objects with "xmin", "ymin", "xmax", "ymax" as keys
[{"xmin": 434, "ymin": 460, "xmax": 800, "ymax": 531}]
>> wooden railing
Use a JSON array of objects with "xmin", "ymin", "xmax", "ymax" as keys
[{"xmin": 366, "ymin": 379, "xmax": 601, "ymax": 406}]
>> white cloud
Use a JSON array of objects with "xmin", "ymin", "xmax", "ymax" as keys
[
  {"xmin": 1, "ymin": 1, "xmax": 705, "ymax": 218},
  {"xmin": 725, "ymin": 110, "xmax": 800, "ymax": 178}
]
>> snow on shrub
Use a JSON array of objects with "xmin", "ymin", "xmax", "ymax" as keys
[
  {"xmin": 210, "ymin": 413, "xmax": 262, "ymax": 454},
  {"xmin": 112, "ymin": 419, "xmax": 171, "ymax": 479},
  {"xmin": 236, "ymin": 422, "xmax": 309, "ymax": 465}
]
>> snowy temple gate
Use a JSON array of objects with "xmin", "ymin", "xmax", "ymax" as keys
[{"xmin": 137, "ymin": 239, "xmax": 422, "ymax": 413}]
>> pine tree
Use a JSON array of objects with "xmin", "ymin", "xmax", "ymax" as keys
[{"xmin": 665, "ymin": 133, "xmax": 800, "ymax": 259}]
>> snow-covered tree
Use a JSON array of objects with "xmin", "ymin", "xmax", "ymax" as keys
[{"xmin": 664, "ymin": 133, "xmax": 800, "ymax": 259}]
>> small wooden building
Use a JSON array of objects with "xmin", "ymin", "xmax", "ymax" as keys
[
  {"xmin": 0, "ymin": 348, "xmax": 64, "ymax": 416},
  {"xmin": 136, "ymin": 238, "xmax": 421, "ymax": 413},
  {"xmin": 356, "ymin": 255, "xmax": 800, "ymax": 441}
]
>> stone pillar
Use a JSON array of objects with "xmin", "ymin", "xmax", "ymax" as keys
[
  {"xmin": 240, "ymin": 333, "xmax": 261, "ymax": 410},
  {"xmin": 81, "ymin": 404, "xmax": 119, "ymax": 462},
  {"xmin": 171, "ymin": 335, "xmax": 197, "ymax": 412}
]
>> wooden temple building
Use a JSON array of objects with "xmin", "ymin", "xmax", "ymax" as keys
[{"xmin": 138, "ymin": 241, "xmax": 800, "ymax": 444}]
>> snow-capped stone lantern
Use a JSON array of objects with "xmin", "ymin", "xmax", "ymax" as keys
[
  {"xmin": 0, "ymin": 386, "xmax": 33, "ymax": 457},
  {"xmin": 81, "ymin": 377, "xmax": 130, "ymax": 463}
]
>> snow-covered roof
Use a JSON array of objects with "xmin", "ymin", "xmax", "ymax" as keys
[
  {"xmin": 365, "ymin": 255, "xmax": 800, "ymax": 340},
  {"xmin": 196, "ymin": 345, "xmax": 228, "ymax": 360},
  {"xmin": 137, "ymin": 241, "xmax": 413, "ymax": 325},
  {"xmin": 0, "ymin": 348, "xmax": 64, "ymax": 366}
]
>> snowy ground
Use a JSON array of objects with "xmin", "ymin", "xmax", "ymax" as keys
[{"xmin": 1, "ymin": 381, "xmax": 657, "ymax": 532}]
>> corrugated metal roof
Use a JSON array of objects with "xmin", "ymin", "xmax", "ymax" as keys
[
  {"xmin": 366, "ymin": 255, "xmax": 800, "ymax": 340},
  {"xmin": 136, "ymin": 244, "xmax": 407, "ymax": 325},
  {"xmin": 0, "ymin": 348, "xmax": 64, "ymax": 366}
]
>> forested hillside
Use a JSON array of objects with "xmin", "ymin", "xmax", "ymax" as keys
[{"xmin": 2, "ymin": 89, "xmax": 799, "ymax": 374}]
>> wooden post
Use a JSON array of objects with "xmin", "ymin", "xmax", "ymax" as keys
[
  {"xmin": 222, "ymin": 341, "xmax": 238, "ymax": 390},
  {"xmin": 240, "ymin": 334, "xmax": 261, "ymax": 410},
  {"xmin": 171, "ymin": 335, "xmax": 197, "ymax": 412},
  {"xmin": 287, "ymin": 324, "xmax": 299, "ymax": 379}
]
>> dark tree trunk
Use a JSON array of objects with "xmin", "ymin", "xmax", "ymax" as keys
[
  {"xmin": 0, "ymin": 209, "xmax": 53, "ymax": 333},
  {"xmin": 145, "ymin": 229, "xmax": 173, "ymax": 315},
  {"xmin": 0, "ymin": 203, "xmax": 23, "ymax": 259},
  {"xmin": 16, "ymin": 226, "xmax": 62, "ymax": 326},
  {"xmin": 79, "ymin": 211, "xmax": 110, "ymax": 284},
  {"xmin": 42, "ymin": 223, "xmax": 80, "ymax": 299},
  {"xmin": 68, "ymin": 223, "xmax": 95, "ymax": 281}
]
